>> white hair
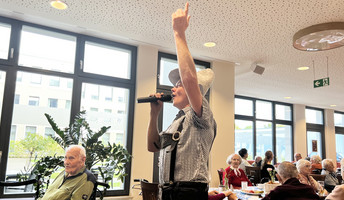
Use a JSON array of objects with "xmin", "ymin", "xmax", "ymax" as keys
[
  {"xmin": 310, "ymin": 155, "xmax": 321, "ymax": 164},
  {"xmin": 226, "ymin": 153, "xmax": 242, "ymax": 165},
  {"xmin": 296, "ymin": 159, "xmax": 310, "ymax": 172},
  {"xmin": 322, "ymin": 159, "xmax": 334, "ymax": 171},
  {"xmin": 277, "ymin": 161, "xmax": 298, "ymax": 180},
  {"xmin": 66, "ymin": 145, "xmax": 86, "ymax": 158}
]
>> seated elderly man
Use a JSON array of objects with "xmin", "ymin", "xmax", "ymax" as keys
[
  {"xmin": 321, "ymin": 158, "xmax": 339, "ymax": 193},
  {"xmin": 41, "ymin": 145, "xmax": 96, "ymax": 200},
  {"xmin": 262, "ymin": 161, "xmax": 320, "ymax": 200},
  {"xmin": 325, "ymin": 158, "xmax": 344, "ymax": 200}
]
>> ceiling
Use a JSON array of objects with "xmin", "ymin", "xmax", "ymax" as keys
[{"xmin": 0, "ymin": 0, "xmax": 343, "ymax": 112}]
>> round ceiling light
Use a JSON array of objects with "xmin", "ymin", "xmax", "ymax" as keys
[
  {"xmin": 293, "ymin": 22, "xmax": 344, "ymax": 51},
  {"xmin": 50, "ymin": 0, "xmax": 68, "ymax": 10},
  {"xmin": 203, "ymin": 42, "xmax": 216, "ymax": 47}
]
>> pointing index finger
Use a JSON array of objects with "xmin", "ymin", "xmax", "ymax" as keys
[{"xmin": 184, "ymin": 2, "xmax": 189, "ymax": 16}]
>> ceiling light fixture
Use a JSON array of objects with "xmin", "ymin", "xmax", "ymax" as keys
[
  {"xmin": 50, "ymin": 0, "xmax": 68, "ymax": 10},
  {"xmin": 330, "ymin": 104, "xmax": 337, "ymax": 107},
  {"xmin": 297, "ymin": 66, "xmax": 309, "ymax": 71},
  {"xmin": 293, "ymin": 22, "xmax": 344, "ymax": 51},
  {"xmin": 284, "ymin": 97, "xmax": 292, "ymax": 99},
  {"xmin": 203, "ymin": 42, "xmax": 216, "ymax": 47}
]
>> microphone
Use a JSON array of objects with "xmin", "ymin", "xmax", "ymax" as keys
[{"xmin": 137, "ymin": 94, "xmax": 172, "ymax": 103}]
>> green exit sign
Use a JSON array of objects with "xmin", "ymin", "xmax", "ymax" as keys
[{"xmin": 314, "ymin": 77, "xmax": 330, "ymax": 88}]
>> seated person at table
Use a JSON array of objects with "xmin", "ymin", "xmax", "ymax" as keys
[
  {"xmin": 41, "ymin": 145, "xmax": 96, "ymax": 200},
  {"xmin": 223, "ymin": 153, "xmax": 252, "ymax": 188},
  {"xmin": 310, "ymin": 155, "xmax": 322, "ymax": 173},
  {"xmin": 208, "ymin": 190, "xmax": 237, "ymax": 200},
  {"xmin": 261, "ymin": 150, "xmax": 276, "ymax": 183},
  {"xmin": 325, "ymin": 158, "xmax": 344, "ymax": 200},
  {"xmin": 252, "ymin": 156, "xmax": 262, "ymax": 167},
  {"xmin": 321, "ymin": 158, "xmax": 339, "ymax": 193},
  {"xmin": 238, "ymin": 148, "xmax": 252, "ymax": 173},
  {"xmin": 262, "ymin": 161, "xmax": 320, "ymax": 200},
  {"xmin": 296, "ymin": 159, "xmax": 327, "ymax": 194}
]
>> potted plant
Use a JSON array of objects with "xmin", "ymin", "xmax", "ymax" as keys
[{"xmin": 37, "ymin": 110, "xmax": 131, "ymax": 197}]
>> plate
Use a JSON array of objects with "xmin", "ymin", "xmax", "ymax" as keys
[{"xmin": 241, "ymin": 190, "xmax": 264, "ymax": 196}]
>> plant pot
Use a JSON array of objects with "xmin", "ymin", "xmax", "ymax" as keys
[{"xmin": 264, "ymin": 182, "xmax": 280, "ymax": 194}]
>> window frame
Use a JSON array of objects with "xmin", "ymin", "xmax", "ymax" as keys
[
  {"xmin": 305, "ymin": 106, "xmax": 325, "ymax": 159},
  {"xmin": 0, "ymin": 16, "xmax": 136, "ymax": 198},
  {"xmin": 235, "ymin": 95, "xmax": 294, "ymax": 163}
]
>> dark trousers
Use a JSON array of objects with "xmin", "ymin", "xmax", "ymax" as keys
[{"xmin": 162, "ymin": 181, "xmax": 208, "ymax": 200}]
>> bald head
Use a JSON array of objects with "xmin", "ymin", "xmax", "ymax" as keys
[
  {"xmin": 64, "ymin": 145, "xmax": 86, "ymax": 176},
  {"xmin": 294, "ymin": 153, "xmax": 302, "ymax": 161}
]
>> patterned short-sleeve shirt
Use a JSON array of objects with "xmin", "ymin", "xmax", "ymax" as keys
[{"xmin": 158, "ymin": 97, "xmax": 216, "ymax": 184}]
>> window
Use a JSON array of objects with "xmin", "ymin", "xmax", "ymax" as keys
[
  {"xmin": 19, "ymin": 26, "xmax": 76, "ymax": 73},
  {"xmin": 0, "ymin": 17, "xmax": 136, "ymax": 197},
  {"xmin": 235, "ymin": 120, "xmax": 254, "ymax": 160},
  {"xmin": 28, "ymin": 96, "xmax": 39, "ymax": 106},
  {"xmin": 25, "ymin": 126, "xmax": 37, "ymax": 137},
  {"xmin": 45, "ymin": 127, "xmax": 55, "ymax": 137},
  {"xmin": 83, "ymin": 41, "xmax": 131, "ymax": 79},
  {"xmin": 306, "ymin": 107, "xmax": 324, "ymax": 158},
  {"xmin": 14, "ymin": 94, "xmax": 20, "ymax": 104},
  {"xmin": 65, "ymin": 100, "xmax": 71, "ymax": 109},
  {"xmin": 0, "ymin": 22, "xmax": 11, "ymax": 60},
  {"xmin": 335, "ymin": 112, "xmax": 344, "ymax": 162},
  {"xmin": 10, "ymin": 125, "xmax": 16, "ymax": 141},
  {"xmin": 30, "ymin": 73, "xmax": 42, "ymax": 84},
  {"xmin": 49, "ymin": 77, "xmax": 60, "ymax": 87},
  {"xmin": 48, "ymin": 98, "xmax": 58, "ymax": 108},
  {"xmin": 235, "ymin": 96, "xmax": 293, "ymax": 162}
]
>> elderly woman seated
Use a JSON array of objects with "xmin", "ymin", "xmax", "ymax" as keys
[
  {"xmin": 310, "ymin": 155, "xmax": 322, "ymax": 173},
  {"xmin": 321, "ymin": 158, "xmax": 339, "ymax": 193},
  {"xmin": 296, "ymin": 159, "xmax": 327, "ymax": 194},
  {"xmin": 325, "ymin": 158, "xmax": 344, "ymax": 200},
  {"xmin": 223, "ymin": 153, "xmax": 252, "ymax": 189}
]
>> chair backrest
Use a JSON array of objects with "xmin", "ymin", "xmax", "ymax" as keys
[
  {"xmin": 140, "ymin": 180, "xmax": 159, "ymax": 200},
  {"xmin": 217, "ymin": 168, "xmax": 224, "ymax": 185},
  {"xmin": 310, "ymin": 174, "xmax": 326, "ymax": 181},
  {"xmin": 245, "ymin": 166, "xmax": 261, "ymax": 185}
]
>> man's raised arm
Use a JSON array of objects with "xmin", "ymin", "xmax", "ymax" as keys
[{"xmin": 172, "ymin": 2, "xmax": 203, "ymax": 117}]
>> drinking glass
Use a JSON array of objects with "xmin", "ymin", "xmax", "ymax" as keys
[{"xmin": 241, "ymin": 181, "xmax": 248, "ymax": 190}]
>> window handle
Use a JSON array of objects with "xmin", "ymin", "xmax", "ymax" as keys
[
  {"xmin": 80, "ymin": 60, "xmax": 83, "ymax": 70},
  {"xmin": 10, "ymin": 48, "xmax": 14, "ymax": 59}
]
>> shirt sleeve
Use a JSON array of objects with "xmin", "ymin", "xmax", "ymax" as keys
[
  {"xmin": 71, "ymin": 180, "xmax": 94, "ymax": 200},
  {"xmin": 208, "ymin": 193, "xmax": 226, "ymax": 200}
]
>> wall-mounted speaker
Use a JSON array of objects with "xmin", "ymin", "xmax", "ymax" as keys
[{"xmin": 251, "ymin": 63, "xmax": 265, "ymax": 75}]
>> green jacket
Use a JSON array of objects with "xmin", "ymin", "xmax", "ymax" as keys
[{"xmin": 41, "ymin": 166, "xmax": 96, "ymax": 200}]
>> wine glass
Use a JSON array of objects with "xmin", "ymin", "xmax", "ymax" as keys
[{"xmin": 317, "ymin": 181, "xmax": 325, "ymax": 196}]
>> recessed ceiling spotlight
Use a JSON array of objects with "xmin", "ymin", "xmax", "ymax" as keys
[
  {"xmin": 284, "ymin": 97, "xmax": 292, "ymax": 99},
  {"xmin": 330, "ymin": 104, "xmax": 337, "ymax": 107},
  {"xmin": 297, "ymin": 66, "xmax": 309, "ymax": 71},
  {"xmin": 203, "ymin": 42, "xmax": 216, "ymax": 47},
  {"xmin": 50, "ymin": 0, "xmax": 68, "ymax": 10}
]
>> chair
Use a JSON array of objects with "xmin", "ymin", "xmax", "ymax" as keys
[
  {"xmin": 90, "ymin": 181, "xmax": 110, "ymax": 200},
  {"xmin": 0, "ymin": 177, "xmax": 40, "ymax": 199},
  {"xmin": 310, "ymin": 174, "xmax": 326, "ymax": 181},
  {"xmin": 245, "ymin": 166, "xmax": 261, "ymax": 185},
  {"xmin": 140, "ymin": 180, "xmax": 159, "ymax": 200},
  {"xmin": 312, "ymin": 169, "xmax": 321, "ymax": 174},
  {"xmin": 217, "ymin": 168, "xmax": 224, "ymax": 185}
]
